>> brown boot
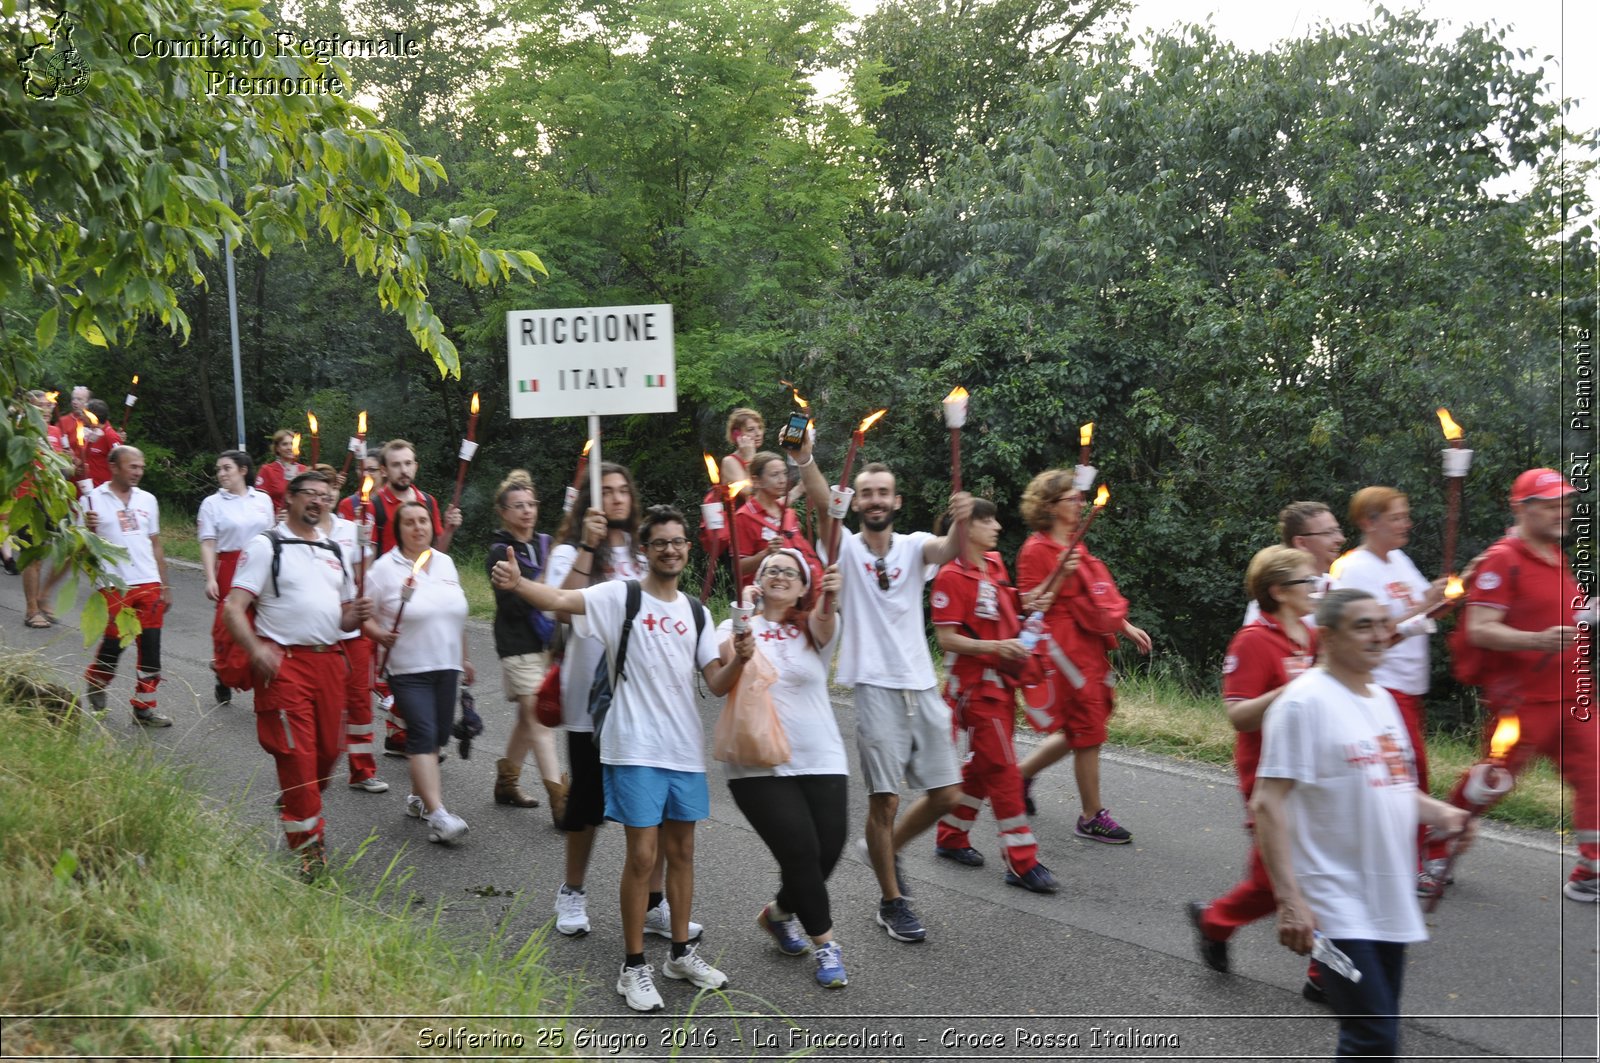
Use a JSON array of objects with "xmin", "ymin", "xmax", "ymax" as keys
[
  {"xmin": 494, "ymin": 758, "xmax": 540, "ymax": 807},
  {"xmin": 544, "ymin": 773, "xmax": 570, "ymax": 828}
]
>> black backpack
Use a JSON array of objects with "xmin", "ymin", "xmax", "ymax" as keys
[{"xmin": 588, "ymin": 581, "xmax": 708, "ymax": 739}]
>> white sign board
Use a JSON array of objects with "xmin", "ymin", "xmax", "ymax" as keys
[{"xmin": 506, "ymin": 303, "xmax": 676, "ymax": 418}]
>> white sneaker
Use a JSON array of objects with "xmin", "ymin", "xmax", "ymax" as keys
[
  {"xmin": 554, "ymin": 884, "xmax": 591, "ymax": 936},
  {"xmin": 644, "ymin": 898, "xmax": 703, "ymax": 941},
  {"xmin": 427, "ymin": 808, "xmax": 468, "ymax": 844},
  {"xmin": 404, "ymin": 793, "xmax": 424, "ymax": 818},
  {"xmin": 349, "ymin": 777, "xmax": 389, "ymax": 793},
  {"xmin": 616, "ymin": 962, "xmax": 665, "ymax": 1012},
  {"xmin": 662, "ymin": 943, "xmax": 728, "ymax": 990}
]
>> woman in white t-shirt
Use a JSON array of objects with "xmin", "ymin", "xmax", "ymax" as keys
[
  {"xmin": 365, "ymin": 501, "xmax": 473, "ymax": 844},
  {"xmin": 716, "ymin": 548, "xmax": 851, "ymax": 989},
  {"xmin": 198, "ymin": 449, "xmax": 275, "ymax": 704}
]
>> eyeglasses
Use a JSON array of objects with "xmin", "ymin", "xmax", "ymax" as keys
[
  {"xmin": 645, "ymin": 537, "xmax": 690, "ymax": 551},
  {"xmin": 1280, "ymin": 578, "xmax": 1318, "ymax": 588},
  {"xmin": 762, "ymin": 566, "xmax": 802, "ymax": 581},
  {"xmin": 1053, "ymin": 494, "xmax": 1083, "ymax": 505},
  {"xmin": 292, "ymin": 489, "xmax": 335, "ymax": 503},
  {"xmin": 1302, "ymin": 529, "xmax": 1343, "ymax": 538},
  {"xmin": 873, "ymin": 556, "xmax": 890, "ymax": 591}
]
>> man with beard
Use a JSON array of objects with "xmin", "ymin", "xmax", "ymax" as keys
[
  {"xmin": 493, "ymin": 505, "xmax": 751, "ymax": 1011},
  {"xmin": 1454, "ymin": 468, "xmax": 1595, "ymax": 902},
  {"xmin": 808, "ymin": 460, "xmax": 971, "ymax": 943}
]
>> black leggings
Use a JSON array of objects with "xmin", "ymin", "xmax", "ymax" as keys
[{"xmin": 728, "ymin": 774, "xmax": 848, "ymax": 937}]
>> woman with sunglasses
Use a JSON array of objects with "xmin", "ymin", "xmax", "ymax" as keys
[
  {"xmin": 717, "ymin": 548, "xmax": 850, "ymax": 988},
  {"xmin": 1189, "ymin": 545, "xmax": 1325, "ymax": 1000},
  {"xmin": 1014, "ymin": 468, "xmax": 1151, "ymax": 843}
]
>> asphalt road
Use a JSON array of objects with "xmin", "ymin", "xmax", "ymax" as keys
[{"xmin": 4, "ymin": 559, "xmax": 1596, "ymax": 1062}]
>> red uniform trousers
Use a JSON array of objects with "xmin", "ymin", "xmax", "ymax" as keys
[
  {"xmin": 342, "ymin": 635, "xmax": 378, "ymax": 783},
  {"xmin": 936, "ymin": 690, "xmax": 1040, "ymax": 873},
  {"xmin": 255, "ymin": 646, "xmax": 347, "ymax": 853},
  {"xmin": 86, "ymin": 583, "xmax": 165, "ymax": 712},
  {"xmin": 1451, "ymin": 699, "xmax": 1600, "ymax": 883},
  {"xmin": 1388, "ymin": 689, "xmax": 1446, "ymax": 861},
  {"xmin": 1199, "ymin": 813, "xmax": 1276, "ymax": 941},
  {"xmin": 210, "ymin": 550, "xmax": 243, "ymax": 676}
]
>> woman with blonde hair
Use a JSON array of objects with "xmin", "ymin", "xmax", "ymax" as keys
[
  {"xmin": 486, "ymin": 469, "xmax": 566, "ymax": 819},
  {"xmin": 254, "ymin": 429, "xmax": 305, "ymax": 515},
  {"xmin": 1013, "ymin": 467, "xmax": 1151, "ymax": 842}
]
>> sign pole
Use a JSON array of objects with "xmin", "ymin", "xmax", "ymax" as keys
[{"xmin": 588, "ymin": 414, "xmax": 602, "ymax": 516}]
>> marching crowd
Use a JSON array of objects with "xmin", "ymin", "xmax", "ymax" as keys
[{"xmin": 7, "ymin": 390, "xmax": 1595, "ymax": 1057}]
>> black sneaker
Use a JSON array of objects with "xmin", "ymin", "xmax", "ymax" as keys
[
  {"xmin": 876, "ymin": 898, "xmax": 926, "ymax": 943},
  {"xmin": 1302, "ymin": 978, "xmax": 1328, "ymax": 1005},
  {"xmin": 382, "ymin": 735, "xmax": 407, "ymax": 758},
  {"xmin": 214, "ymin": 682, "xmax": 232, "ymax": 705},
  {"xmin": 1187, "ymin": 900, "xmax": 1230, "ymax": 972},
  {"xmin": 935, "ymin": 845, "xmax": 986, "ymax": 868},
  {"xmin": 1004, "ymin": 862, "xmax": 1060, "ymax": 893}
]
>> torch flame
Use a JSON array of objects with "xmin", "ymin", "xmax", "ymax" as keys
[
  {"xmin": 1445, "ymin": 575, "xmax": 1464, "ymax": 600},
  {"xmin": 1437, "ymin": 407, "xmax": 1463, "ymax": 441},
  {"xmin": 1080, "ymin": 422, "xmax": 1094, "ymax": 447},
  {"xmin": 131, "ymin": 375, "xmax": 139, "ymax": 386},
  {"xmin": 75, "ymin": 424, "xmax": 85, "ymax": 447},
  {"xmin": 84, "ymin": 409, "xmax": 99, "ymax": 427},
  {"xmin": 858, "ymin": 408, "xmax": 888, "ymax": 434},
  {"xmin": 307, "ymin": 411, "xmax": 318, "ymax": 434},
  {"xmin": 44, "ymin": 391, "xmax": 59, "ymax": 404},
  {"xmin": 582, "ymin": 438, "xmax": 593, "ymax": 457},
  {"xmin": 360, "ymin": 475, "xmax": 374, "ymax": 502},
  {"xmin": 291, "ymin": 432, "xmax": 301, "ymax": 456},
  {"xmin": 470, "ymin": 392, "xmax": 480, "ymax": 415},
  {"xmin": 943, "ymin": 386, "xmax": 969, "ymax": 403},
  {"xmin": 703, "ymin": 453, "xmax": 720, "ymax": 485},
  {"xmin": 780, "ymin": 380, "xmax": 810, "ymax": 410},
  {"xmin": 1093, "ymin": 484, "xmax": 1110, "ymax": 507},
  {"xmin": 357, "ymin": 410, "xmax": 367, "ymax": 434},
  {"xmin": 1488, "ymin": 715, "xmax": 1520, "ymax": 760},
  {"xmin": 410, "ymin": 549, "xmax": 433, "ymax": 579},
  {"xmin": 728, "ymin": 479, "xmax": 750, "ymax": 499}
]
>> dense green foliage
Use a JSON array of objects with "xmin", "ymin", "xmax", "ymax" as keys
[{"xmin": 5, "ymin": 0, "xmax": 1591, "ymax": 707}]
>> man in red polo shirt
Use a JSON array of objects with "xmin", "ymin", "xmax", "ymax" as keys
[
  {"xmin": 930, "ymin": 498, "xmax": 1058, "ymax": 893},
  {"xmin": 224, "ymin": 471, "xmax": 372, "ymax": 879},
  {"xmin": 1456, "ymin": 468, "xmax": 1595, "ymax": 902}
]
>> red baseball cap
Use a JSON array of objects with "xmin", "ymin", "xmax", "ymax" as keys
[{"xmin": 1510, "ymin": 467, "xmax": 1575, "ymax": 503}]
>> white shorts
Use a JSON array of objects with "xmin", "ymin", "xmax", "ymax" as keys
[
  {"xmin": 854, "ymin": 684, "xmax": 961, "ymax": 795},
  {"xmin": 500, "ymin": 652, "xmax": 547, "ymax": 701}
]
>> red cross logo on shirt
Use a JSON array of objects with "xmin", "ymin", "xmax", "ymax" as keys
[
  {"xmin": 759, "ymin": 628, "xmax": 783, "ymax": 641},
  {"xmin": 640, "ymin": 614, "xmax": 658, "ymax": 632}
]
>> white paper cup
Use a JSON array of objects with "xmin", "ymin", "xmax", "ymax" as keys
[
  {"xmin": 457, "ymin": 439, "xmax": 479, "ymax": 462},
  {"xmin": 1072, "ymin": 464, "xmax": 1097, "ymax": 493},
  {"xmin": 563, "ymin": 485, "xmax": 579, "ymax": 513},
  {"xmin": 731, "ymin": 602, "xmax": 753, "ymax": 634},
  {"xmin": 1462, "ymin": 762, "xmax": 1513, "ymax": 806},
  {"xmin": 1441, "ymin": 447, "xmax": 1474, "ymax": 478},
  {"xmin": 828, "ymin": 486, "xmax": 854, "ymax": 519},
  {"xmin": 700, "ymin": 502, "xmax": 726, "ymax": 531}
]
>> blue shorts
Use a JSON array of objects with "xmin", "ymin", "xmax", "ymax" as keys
[{"xmin": 603, "ymin": 765, "xmax": 710, "ymax": 827}]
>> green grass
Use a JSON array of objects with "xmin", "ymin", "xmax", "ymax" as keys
[
  {"xmin": 0, "ymin": 651, "xmax": 574, "ymax": 1059},
  {"xmin": 1109, "ymin": 670, "xmax": 1569, "ymax": 833}
]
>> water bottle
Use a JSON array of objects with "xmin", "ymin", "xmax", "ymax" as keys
[{"xmin": 1018, "ymin": 611, "xmax": 1046, "ymax": 651}]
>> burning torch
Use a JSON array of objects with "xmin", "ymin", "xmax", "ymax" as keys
[
  {"xmin": 449, "ymin": 392, "xmax": 480, "ymax": 512},
  {"xmin": 307, "ymin": 410, "xmax": 320, "ymax": 467},
  {"xmin": 1425, "ymin": 714, "xmax": 1518, "ymax": 912},
  {"xmin": 376, "ymin": 549, "xmax": 432, "ymax": 675},
  {"xmin": 943, "ymin": 387, "xmax": 969, "ymax": 495},
  {"xmin": 565, "ymin": 439, "xmax": 594, "ymax": 515},
  {"xmin": 338, "ymin": 410, "xmax": 368, "ymax": 486},
  {"xmin": 120, "ymin": 375, "xmax": 139, "ymax": 433},
  {"xmin": 1437, "ymin": 407, "xmax": 1472, "ymax": 578}
]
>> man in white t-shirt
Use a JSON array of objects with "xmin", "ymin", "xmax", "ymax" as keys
[
  {"xmin": 82, "ymin": 446, "xmax": 173, "ymax": 726},
  {"xmin": 223, "ymin": 471, "xmax": 372, "ymax": 879},
  {"xmin": 1253, "ymin": 589, "xmax": 1472, "ymax": 1060},
  {"xmin": 806, "ymin": 458, "xmax": 972, "ymax": 944},
  {"xmin": 494, "ymin": 505, "xmax": 752, "ymax": 1013},
  {"xmin": 1242, "ymin": 501, "xmax": 1345, "ymax": 627}
]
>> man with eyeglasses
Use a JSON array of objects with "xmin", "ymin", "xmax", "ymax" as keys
[
  {"xmin": 224, "ymin": 471, "xmax": 373, "ymax": 879},
  {"xmin": 1243, "ymin": 501, "xmax": 1346, "ymax": 626},
  {"xmin": 335, "ymin": 451, "xmax": 387, "ymax": 522},
  {"xmin": 492, "ymin": 504, "xmax": 752, "ymax": 1011},
  {"xmin": 804, "ymin": 459, "xmax": 972, "ymax": 944}
]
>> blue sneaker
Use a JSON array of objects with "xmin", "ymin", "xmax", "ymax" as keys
[
  {"xmin": 876, "ymin": 897, "xmax": 927, "ymax": 943},
  {"xmin": 1004, "ymin": 862, "xmax": 1061, "ymax": 894},
  {"xmin": 814, "ymin": 941, "xmax": 848, "ymax": 988},
  {"xmin": 758, "ymin": 903, "xmax": 810, "ymax": 956},
  {"xmin": 935, "ymin": 845, "xmax": 985, "ymax": 867}
]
